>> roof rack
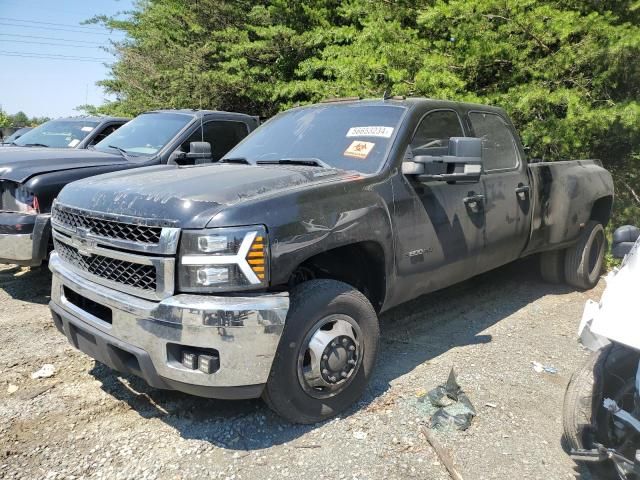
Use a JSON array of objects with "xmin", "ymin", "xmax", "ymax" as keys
[{"xmin": 320, "ymin": 96, "xmax": 361, "ymax": 104}]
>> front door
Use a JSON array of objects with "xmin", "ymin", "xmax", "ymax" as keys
[
  {"xmin": 467, "ymin": 111, "xmax": 532, "ymax": 272},
  {"xmin": 392, "ymin": 109, "xmax": 486, "ymax": 303}
]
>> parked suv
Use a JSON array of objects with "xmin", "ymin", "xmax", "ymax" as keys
[{"xmin": 1, "ymin": 116, "xmax": 128, "ymax": 149}]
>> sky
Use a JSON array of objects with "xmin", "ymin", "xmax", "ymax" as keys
[{"xmin": 0, "ymin": 0, "xmax": 134, "ymax": 119}]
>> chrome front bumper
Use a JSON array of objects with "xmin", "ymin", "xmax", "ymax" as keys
[
  {"xmin": 0, "ymin": 213, "xmax": 51, "ymax": 266},
  {"xmin": 49, "ymin": 253, "xmax": 289, "ymax": 397}
]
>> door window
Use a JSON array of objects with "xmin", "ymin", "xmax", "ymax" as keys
[
  {"xmin": 89, "ymin": 124, "xmax": 122, "ymax": 146},
  {"xmin": 182, "ymin": 121, "xmax": 249, "ymax": 160},
  {"xmin": 468, "ymin": 112, "xmax": 518, "ymax": 171},
  {"xmin": 411, "ymin": 110, "xmax": 464, "ymax": 156}
]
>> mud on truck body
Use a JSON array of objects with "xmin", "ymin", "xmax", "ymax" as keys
[
  {"xmin": 0, "ymin": 110, "xmax": 258, "ymax": 267},
  {"xmin": 48, "ymin": 98, "xmax": 614, "ymax": 423}
]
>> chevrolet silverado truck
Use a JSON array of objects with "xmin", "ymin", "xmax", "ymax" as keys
[
  {"xmin": 47, "ymin": 98, "xmax": 614, "ymax": 423},
  {"xmin": 1, "ymin": 116, "xmax": 129, "ymax": 149},
  {"xmin": 0, "ymin": 109, "xmax": 258, "ymax": 266}
]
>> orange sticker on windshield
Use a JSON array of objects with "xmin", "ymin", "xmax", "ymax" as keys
[{"xmin": 344, "ymin": 141, "xmax": 375, "ymax": 159}]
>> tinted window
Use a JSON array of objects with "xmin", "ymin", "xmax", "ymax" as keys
[
  {"xmin": 468, "ymin": 112, "xmax": 518, "ymax": 170},
  {"xmin": 14, "ymin": 119, "xmax": 100, "ymax": 148},
  {"xmin": 411, "ymin": 110, "xmax": 464, "ymax": 156},
  {"xmin": 226, "ymin": 104, "xmax": 406, "ymax": 174},
  {"xmin": 88, "ymin": 124, "xmax": 123, "ymax": 146},
  {"xmin": 182, "ymin": 121, "xmax": 249, "ymax": 160},
  {"xmin": 94, "ymin": 113, "xmax": 192, "ymax": 156}
]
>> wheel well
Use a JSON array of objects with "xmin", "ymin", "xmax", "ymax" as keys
[
  {"xmin": 288, "ymin": 242, "xmax": 386, "ymax": 312},
  {"xmin": 590, "ymin": 196, "xmax": 613, "ymax": 226}
]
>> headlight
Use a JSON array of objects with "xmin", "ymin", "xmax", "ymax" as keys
[
  {"xmin": 6, "ymin": 183, "xmax": 39, "ymax": 214},
  {"xmin": 178, "ymin": 225, "xmax": 269, "ymax": 292}
]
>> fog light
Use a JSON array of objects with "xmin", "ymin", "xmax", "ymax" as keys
[
  {"xmin": 196, "ymin": 267, "xmax": 229, "ymax": 286},
  {"xmin": 181, "ymin": 351, "xmax": 198, "ymax": 370},
  {"xmin": 198, "ymin": 354, "xmax": 220, "ymax": 374}
]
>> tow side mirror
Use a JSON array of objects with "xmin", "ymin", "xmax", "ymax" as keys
[
  {"xmin": 611, "ymin": 225, "xmax": 640, "ymax": 259},
  {"xmin": 402, "ymin": 137, "xmax": 482, "ymax": 183},
  {"xmin": 186, "ymin": 141, "xmax": 213, "ymax": 164}
]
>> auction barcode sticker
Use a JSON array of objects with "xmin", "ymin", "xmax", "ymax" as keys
[{"xmin": 346, "ymin": 126, "xmax": 394, "ymax": 138}]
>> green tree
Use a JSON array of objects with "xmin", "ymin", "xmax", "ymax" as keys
[
  {"xmin": 90, "ymin": 0, "xmax": 640, "ymax": 224},
  {"xmin": 10, "ymin": 111, "xmax": 29, "ymax": 127},
  {"xmin": 0, "ymin": 109, "xmax": 10, "ymax": 128}
]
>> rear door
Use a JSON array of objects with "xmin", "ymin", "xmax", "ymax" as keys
[
  {"xmin": 467, "ymin": 111, "xmax": 531, "ymax": 272},
  {"xmin": 392, "ymin": 109, "xmax": 486, "ymax": 300}
]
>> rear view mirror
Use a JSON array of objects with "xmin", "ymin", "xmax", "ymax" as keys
[
  {"xmin": 186, "ymin": 141, "xmax": 213, "ymax": 164},
  {"xmin": 402, "ymin": 137, "xmax": 482, "ymax": 183},
  {"xmin": 611, "ymin": 225, "xmax": 640, "ymax": 259}
]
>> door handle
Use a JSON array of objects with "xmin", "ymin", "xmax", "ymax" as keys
[
  {"xmin": 515, "ymin": 185, "xmax": 530, "ymax": 200},
  {"xmin": 463, "ymin": 194, "xmax": 485, "ymax": 211}
]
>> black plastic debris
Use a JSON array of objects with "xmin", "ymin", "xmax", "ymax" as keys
[{"xmin": 420, "ymin": 368, "xmax": 476, "ymax": 431}]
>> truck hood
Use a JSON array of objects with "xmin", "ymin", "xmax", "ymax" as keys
[
  {"xmin": 57, "ymin": 163, "xmax": 354, "ymax": 228},
  {"xmin": 0, "ymin": 147, "xmax": 128, "ymax": 183}
]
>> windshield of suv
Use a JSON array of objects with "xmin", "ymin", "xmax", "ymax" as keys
[
  {"xmin": 13, "ymin": 119, "xmax": 100, "ymax": 148},
  {"xmin": 225, "ymin": 104, "xmax": 406, "ymax": 174},
  {"xmin": 94, "ymin": 112, "xmax": 193, "ymax": 156}
]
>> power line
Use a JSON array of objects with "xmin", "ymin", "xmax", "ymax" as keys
[
  {"xmin": 0, "ymin": 52, "xmax": 108, "ymax": 63},
  {"xmin": 0, "ymin": 50, "xmax": 110, "ymax": 62},
  {"xmin": 0, "ymin": 22, "xmax": 118, "ymax": 36},
  {"xmin": 0, "ymin": 16, "xmax": 115, "ymax": 31},
  {"xmin": 0, "ymin": 33, "xmax": 107, "ymax": 45},
  {"xmin": 0, "ymin": 39, "xmax": 106, "ymax": 49}
]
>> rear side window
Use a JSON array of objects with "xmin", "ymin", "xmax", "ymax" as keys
[
  {"xmin": 468, "ymin": 112, "xmax": 518, "ymax": 171},
  {"xmin": 183, "ymin": 121, "xmax": 249, "ymax": 160},
  {"xmin": 411, "ymin": 110, "xmax": 464, "ymax": 156}
]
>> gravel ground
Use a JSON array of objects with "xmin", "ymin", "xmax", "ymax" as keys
[{"xmin": 0, "ymin": 259, "xmax": 602, "ymax": 479}]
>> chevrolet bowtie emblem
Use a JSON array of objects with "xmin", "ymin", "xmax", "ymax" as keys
[{"xmin": 76, "ymin": 227, "xmax": 90, "ymax": 238}]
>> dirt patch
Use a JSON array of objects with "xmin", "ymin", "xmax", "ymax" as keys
[{"xmin": 0, "ymin": 259, "xmax": 598, "ymax": 479}]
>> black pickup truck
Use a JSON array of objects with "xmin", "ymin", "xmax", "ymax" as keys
[
  {"xmin": 47, "ymin": 98, "xmax": 614, "ymax": 423},
  {"xmin": 0, "ymin": 110, "xmax": 258, "ymax": 267}
]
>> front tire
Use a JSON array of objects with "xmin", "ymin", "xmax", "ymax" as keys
[
  {"xmin": 564, "ymin": 221, "xmax": 606, "ymax": 289},
  {"xmin": 263, "ymin": 279, "xmax": 379, "ymax": 424}
]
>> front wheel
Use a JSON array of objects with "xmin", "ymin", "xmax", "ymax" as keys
[{"xmin": 263, "ymin": 279, "xmax": 379, "ymax": 424}]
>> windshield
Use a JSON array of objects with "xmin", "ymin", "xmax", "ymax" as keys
[
  {"xmin": 94, "ymin": 112, "xmax": 193, "ymax": 156},
  {"xmin": 225, "ymin": 104, "xmax": 406, "ymax": 174},
  {"xmin": 14, "ymin": 119, "xmax": 99, "ymax": 148}
]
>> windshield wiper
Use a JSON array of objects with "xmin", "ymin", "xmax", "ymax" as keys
[
  {"xmin": 256, "ymin": 158, "xmax": 330, "ymax": 168},
  {"xmin": 107, "ymin": 145, "xmax": 131, "ymax": 159},
  {"xmin": 220, "ymin": 157, "xmax": 250, "ymax": 164},
  {"xmin": 23, "ymin": 143, "xmax": 49, "ymax": 147}
]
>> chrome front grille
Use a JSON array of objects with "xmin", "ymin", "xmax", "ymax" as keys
[
  {"xmin": 56, "ymin": 241, "xmax": 157, "ymax": 292},
  {"xmin": 52, "ymin": 204, "xmax": 162, "ymax": 244},
  {"xmin": 50, "ymin": 203, "xmax": 179, "ymax": 301}
]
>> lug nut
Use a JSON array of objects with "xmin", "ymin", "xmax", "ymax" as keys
[
  {"xmin": 331, "ymin": 341, "xmax": 337, "ymax": 347},
  {"xmin": 342, "ymin": 338, "xmax": 348, "ymax": 345},
  {"xmin": 348, "ymin": 359, "xmax": 356, "ymax": 365},
  {"xmin": 341, "ymin": 371, "xmax": 348, "ymax": 378},
  {"xmin": 329, "ymin": 376, "xmax": 337, "ymax": 382},
  {"xmin": 322, "ymin": 354, "xmax": 328, "ymax": 360},
  {"xmin": 348, "ymin": 345, "xmax": 355, "ymax": 351},
  {"xmin": 322, "ymin": 368, "xmax": 328, "ymax": 375}
]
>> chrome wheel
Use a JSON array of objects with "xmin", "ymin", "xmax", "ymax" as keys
[{"xmin": 297, "ymin": 314, "xmax": 363, "ymax": 399}]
